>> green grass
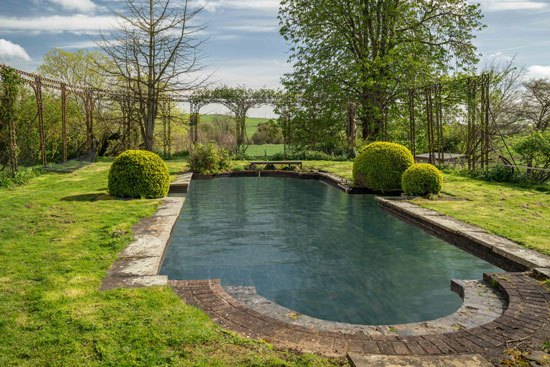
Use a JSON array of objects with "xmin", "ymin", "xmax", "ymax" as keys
[
  {"xmin": 0, "ymin": 161, "xmax": 342, "ymax": 367},
  {"xmin": 198, "ymin": 114, "xmax": 271, "ymax": 138},
  {"xmin": 245, "ymin": 144, "xmax": 285, "ymax": 157},
  {"xmin": 300, "ymin": 161, "xmax": 550, "ymax": 255}
]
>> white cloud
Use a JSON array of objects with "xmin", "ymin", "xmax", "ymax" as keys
[
  {"xmin": 207, "ymin": 57, "xmax": 291, "ymax": 89},
  {"xmin": 0, "ymin": 14, "xmax": 117, "ymax": 34},
  {"xmin": 49, "ymin": 0, "xmax": 96, "ymax": 12},
  {"xmin": 198, "ymin": 0, "xmax": 279, "ymax": 12},
  {"xmin": 0, "ymin": 39, "xmax": 31, "ymax": 62},
  {"xmin": 58, "ymin": 40, "xmax": 99, "ymax": 49},
  {"xmin": 526, "ymin": 65, "xmax": 550, "ymax": 80},
  {"xmin": 222, "ymin": 25, "xmax": 278, "ymax": 33},
  {"xmin": 476, "ymin": 0, "xmax": 548, "ymax": 12}
]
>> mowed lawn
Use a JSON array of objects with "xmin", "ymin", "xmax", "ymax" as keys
[
  {"xmin": 303, "ymin": 161, "xmax": 550, "ymax": 255},
  {"xmin": 0, "ymin": 161, "xmax": 341, "ymax": 367}
]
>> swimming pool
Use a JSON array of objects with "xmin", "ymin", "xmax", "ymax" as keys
[{"xmin": 160, "ymin": 177, "xmax": 501, "ymax": 325}]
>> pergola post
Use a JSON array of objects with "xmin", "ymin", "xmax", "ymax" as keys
[
  {"xmin": 32, "ymin": 76, "xmax": 47, "ymax": 166},
  {"xmin": 346, "ymin": 102, "xmax": 357, "ymax": 156},
  {"xmin": 61, "ymin": 83, "xmax": 67, "ymax": 162},
  {"xmin": 408, "ymin": 89, "xmax": 416, "ymax": 159}
]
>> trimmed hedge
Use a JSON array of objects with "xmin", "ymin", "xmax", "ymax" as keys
[
  {"xmin": 402, "ymin": 163, "xmax": 443, "ymax": 196},
  {"xmin": 353, "ymin": 142, "xmax": 414, "ymax": 191},
  {"xmin": 108, "ymin": 150, "xmax": 170, "ymax": 198}
]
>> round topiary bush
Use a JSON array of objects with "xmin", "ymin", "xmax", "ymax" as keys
[
  {"xmin": 401, "ymin": 163, "xmax": 443, "ymax": 197},
  {"xmin": 353, "ymin": 142, "xmax": 414, "ymax": 191},
  {"xmin": 108, "ymin": 150, "xmax": 170, "ymax": 198}
]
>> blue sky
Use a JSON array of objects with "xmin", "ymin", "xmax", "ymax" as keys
[{"xmin": 1, "ymin": 0, "xmax": 550, "ymax": 115}]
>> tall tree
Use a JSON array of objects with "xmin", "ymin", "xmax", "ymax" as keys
[
  {"xmin": 98, "ymin": 0, "xmax": 207, "ymax": 151},
  {"xmin": 520, "ymin": 79, "xmax": 550, "ymax": 132},
  {"xmin": 279, "ymin": 0, "xmax": 484, "ymax": 141}
]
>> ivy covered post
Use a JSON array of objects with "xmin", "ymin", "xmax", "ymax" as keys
[
  {"xmin": 0, "ymin": 66, "xmax": 23, "ymax": 177},
  {"xmin": 61, "ymin": 83, "xmax": 68, "ymax": 162},
  {"xmin": 31, "ymin": 75, "xmax": 47, "ymax": 166}
]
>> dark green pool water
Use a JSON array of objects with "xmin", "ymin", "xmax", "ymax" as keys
[{"xmin": 160, "ymin": 177, "xmax": 501, "ymax": 325}]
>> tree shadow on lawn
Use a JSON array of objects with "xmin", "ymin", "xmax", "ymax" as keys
[{"xmin": 61, "ymin": 192, "xmax": 113, "ymax": 202}]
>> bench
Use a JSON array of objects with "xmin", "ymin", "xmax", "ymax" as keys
[{"xmin": 249, "ymin": 161, "xmax": 303, "ymax": 170}]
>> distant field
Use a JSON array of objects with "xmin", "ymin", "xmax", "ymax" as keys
[
  {"xmin": 245, "ymin": 144, "xmax": 285, "ymax": 157},
  {"xmin": 198, "ymin": 114, "xmax": 272, "ymax": 138}
]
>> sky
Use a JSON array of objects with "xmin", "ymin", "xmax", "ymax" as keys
[{"xmin": 1, "ymin": 0, "xmax": 550, "ymax": 116}]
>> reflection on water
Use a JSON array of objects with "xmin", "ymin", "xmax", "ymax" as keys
[{"xmin": 160, "ymin": 177, "xmax": 501, "ymax": 325}]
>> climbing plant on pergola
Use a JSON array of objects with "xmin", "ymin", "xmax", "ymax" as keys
[{"xmin": 189, "ymin": 86, "xmax": 280, "ymax": 153}]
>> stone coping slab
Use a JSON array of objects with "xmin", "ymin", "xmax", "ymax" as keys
[
  {"xmin": 347, "ymin": 352, "xmax": 492, "ymax": 367},
  {"xmin": 100, "ymin": 197, "xmax": 184, "ymax": 290},
  {"xmin": 170, "ymin": 272, "xmax": 549, "ymax": 359},
  {"xmin": 224, "ymin": 279, "xmax": 505, "ymax": 337},
  {"xmin": 169, "ymin": 173, "xmax": 192, "ymax": 194},
  {"xmin": 376, "ymin": 198, "xmax": 550, "ymax": 272}
]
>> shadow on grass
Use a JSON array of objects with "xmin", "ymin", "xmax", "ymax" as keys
[{"xmin": 61, "ymin": 193, "xmax": 113, "ymax": 202}]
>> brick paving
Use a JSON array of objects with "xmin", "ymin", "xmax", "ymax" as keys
[{"xmin": 170, "ymin": 272, "xmax": 549, "ymax": 358}]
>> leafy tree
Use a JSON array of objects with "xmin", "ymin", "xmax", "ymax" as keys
[
  {"xmin": 252, "ymin": 120, "xmax": 283, "ymax": 145},
  {"xmin": 512, "ymin": 130, "xmax": 550, "ymax": 183},
  {"xmin": 0, "ymin": 67, "xmax": 23, "ymax": 176},
  {"xmin": 279, "ymin": 0, "xmax": 484, "ymax": 141}
]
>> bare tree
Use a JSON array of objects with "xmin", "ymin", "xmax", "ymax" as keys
[
  {"xmin": 97, "ymin": 0, "xmax": 207, "ymax": 151},
  {"xmin": 520, "ymin": 79, "xmax": 550, "ymax": 132},
  {"xmin": 483, "ymin": 56, "xmax": 526, "ymax": 136}
]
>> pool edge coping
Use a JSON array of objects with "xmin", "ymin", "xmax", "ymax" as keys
[
  {"xmin": 100, "ymin": 196, "xmax": 185, "ymax": 291},
  {"xmin": 376, "ymin": 197, "xmax": 550, "ymax": 273}
]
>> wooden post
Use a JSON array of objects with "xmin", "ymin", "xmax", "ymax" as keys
[
  {"xmin": 408, "ymin": 89, "xmax": 416, "ymax": 158},
  {"xmin": 33, "ymin": 76, "xmax": 47, "ymax": 166},
  {"xmin": 484, "ymin": 75, "xmax": 490, "ymax": 168},
  {"xmin": 425, "ymin": 86, "xmax": 435, "ymax": 164},
  {"xmin": 61, "ymin": 83, "xmax": 67, "ymax": 162},
  {"xmin": 7, "ymin": 99, "xmax": 18, "ymax": 176},
  {"xmin": 167, "ymin": 100, "xmax": 172, "ymax": 158},
  {"xmin": 435, "ymin": 84, "xmax": 444, "ymax": 164},
  {"xmin": 163, "ymin": 100, "xmax": 167, "ymax": 158},
  {"xmin": 346, "ymin": 102, "xmax": 357, "ymax": 156}
]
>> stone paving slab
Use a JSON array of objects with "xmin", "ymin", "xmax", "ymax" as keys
[
  {"xmin": 169, "ymin": 173, "xmax": 192, "ymax": 194},
  {"xmin": 100, "ymin": 275, "xmax": 168, "ymax": 290},
  {"xmin": 376, "ymin": 198, "xmax": 550, "ymax": 271},
  {"xmin": 170, "ymin": 272, "xmax": 549, "ymax": 358},
  {"xmin": 535, "ymin": 268, "xmax": 550, "ymax": 279},
  {"xmin": 100, "ymin": 197, "xmax": 184, "ymax": 290},
  {"xmin": 347, "ymin": 353, "xmax": 492, "ymax": 367}
]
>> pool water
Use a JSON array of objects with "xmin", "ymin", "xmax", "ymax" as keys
[{"xmin": 160, "ymin": 177, "xmax": 501, "ymax": 325}]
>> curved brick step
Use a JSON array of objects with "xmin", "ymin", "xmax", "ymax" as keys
[
  {"xmin": 223, "ymin": 279, "xmax": 505, "ymax": 336},
  {"xmin": 170, "ymin": 272, "xmax": 549, "ymax": 358}
]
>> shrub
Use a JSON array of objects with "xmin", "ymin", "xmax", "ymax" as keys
[
  {"xmin": 189, "ymin": 143, "xmax": 232, "ymax": 174},
  {"xmin": 402, "ymin": 163, "xmax": 443, "ymax": 196},
  {"xmin": 271, "ymin": 150, "xmax": 349, "ymax": 162},
  {"xmin": 353, "ymin": 142, "xmax": 414, "ymax": 191},
  {"xmin": 0, "ymin": 167, "xmax": 42, "ymax": 189},
  {"xmin": 108, "ymin": 150, "xmax": 170, "ymax": 198},
  {"xmin": 251, "ymin": 121, "xmax": 283, "ymax": 145},
  {"xmin": 232, "ymin": 165, "xmax": 244, "ymax": 172}
]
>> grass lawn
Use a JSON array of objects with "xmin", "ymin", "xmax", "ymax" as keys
[
  {"xmin": 0, "ymin": 160, "xmax": 341, "ymax": 367},
  {"xmin": 198, "ymin": 114, "xmax": 271, "ymax": 138},
  {"xmin": 300, "ymin": 161, "xmax": 550, "ymax": 255},
  {"xmin": 245, "ymin": 144, "xmax": 285, "ymax": 157}
]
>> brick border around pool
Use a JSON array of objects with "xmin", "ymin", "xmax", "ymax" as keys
[{"xmin": 170, "ymin": 272, "xmax": 549, "ymax": 358}]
